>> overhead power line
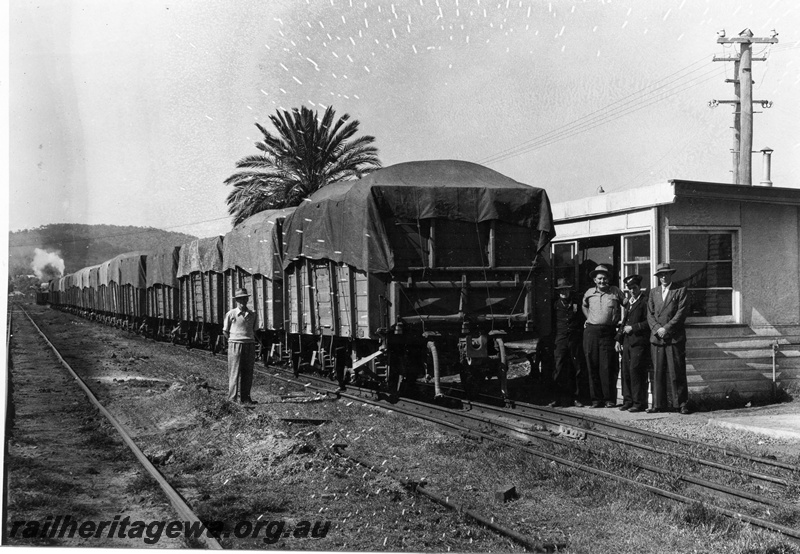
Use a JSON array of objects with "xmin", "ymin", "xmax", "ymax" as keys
[{"xmin": 479, "ymin": 53, "xmax": 724, "ymax": 166}]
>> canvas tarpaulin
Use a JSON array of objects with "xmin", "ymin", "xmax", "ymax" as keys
[
  {"xmin": 102, "ymin": 252, "xmax": 148, "ymax": 288},
  {"xmin": 89, "ymin": 266, "xmax": 101, "ymax": 289},
  {"xmin": 177, "ymin": 236, "xmax": 224, "ymax": 278},
  {"xmin": 222, "ymin": 208, "xmax": 295, "ymax": 278},
  {"xmin": 282, "ymin": 160, "xmax": 555, "ymax": 274},
  {"xmin": 75, "ymin": 266, "xmax": 95, "ymax": 289},
  {"xmin": 147, "ymin": 246, "xmax": 181, "ymax": 288}
]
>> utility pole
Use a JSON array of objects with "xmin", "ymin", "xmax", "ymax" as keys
[{"xmin": 709, "ymin": 28, "xmax": 778, "ymax": 186}]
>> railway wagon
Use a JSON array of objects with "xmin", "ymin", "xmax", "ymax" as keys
[
  {"xmin": 47, "ymin": 279, "xmax": 61, "ymax": 307},
  {"xmin": 99, "ymin": 252, "xmax": 148, "ymax": 329},
  {"xmin": 176, "ymin": 236, "xmax": 226, "ymax": 350},
  {"xmin": 88, "ymin": 265, "xmax": 101, "ymax": 314},
  {"xmin": 222, "ymin": 208, "xmax": 295, "ymax": 360},
  {"xmin": 57, "ymin": 275, "xmax": 70, "ymax": 309},
  {"xmin": 282, "ymin": 160, "xmax": 555, "ymax": 398},
  {"xmin": 145, "ymin": 245, "xmax": 181, "ymax": 340},
  {"xmin": 62, "ymin": 273, "xmax": 80, "ymax": 313},
  {"xmin": 75, "ymin": 265, "xmax": 94, "ymax": 315}
]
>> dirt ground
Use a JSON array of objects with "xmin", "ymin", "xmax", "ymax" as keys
[{"xmin": 5, "ymin": 301, "xmax": 800, "ymax": 553}]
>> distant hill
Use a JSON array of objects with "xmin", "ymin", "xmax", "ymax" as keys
[{"xmin": 8, "ymin": 224, "xmax": 198, "ymax": 279}]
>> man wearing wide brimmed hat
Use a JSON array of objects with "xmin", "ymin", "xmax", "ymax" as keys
[
  {"xmin": 223, "ymin": 287, "xmax": 259, "ymax": 405},
  {"xmin": 615, "ymin": 274, "xmax": 651, "ymax": 413},
  {"xmin": 646, "ymin": 263, "xmax": 690, "ymax": 414},
  {"xmin": 581, "ymin": 264, "xmax": 625, "ymax": 408},
  {"xmin": 547, "ymin": 278, "xmax": 587, "ymax": 408}
]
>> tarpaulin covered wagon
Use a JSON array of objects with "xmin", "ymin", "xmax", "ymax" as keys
[
  {"xmin": 176, "ymin": 236, "xmax": 226, "ymax": 350},
  {"xmin": 145, "ymin": 245, "xmax": 181, "ymax": 340},
  {"xmin": 222, "ymin": 208, "xmax": 295, "ymax": 360},
  {"xmin": 282, "ymin": 160, "xmax": 555, "ymax": 398},
  {"xmin": 100, "ymin": 252, "xmax": 148, "ymax": 329}
]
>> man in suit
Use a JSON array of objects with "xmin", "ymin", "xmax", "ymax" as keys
[
  {"xmin": 646, "ymin": 263, "xmax": 690, "ymax": 414},
  {"xmin": 615, "ymin": 274, "xmax": 650, "ymax": 413}
]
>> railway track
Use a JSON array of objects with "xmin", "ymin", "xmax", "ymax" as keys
[
  {"xmin": 8, "ymin": 304, "xmax": 222, "ymax": 550},
  {"xmin": 420, "ymin": 380, "xmax": 800, "ymax": 474},
  {"xmin": 261, "ymin": 367, "xmax": 800, "ymax": 545}
]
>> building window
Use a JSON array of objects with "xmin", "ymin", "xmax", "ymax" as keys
[
  {"xmin": 669, "ymin": 231, "xmax": 734, "ymax": 318},
  {"xmin": 623, "ymin": 233, "xmax": 651, "ymax": 291}
]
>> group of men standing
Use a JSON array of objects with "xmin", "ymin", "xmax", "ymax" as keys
[{"xmin": 546, "ymin": 262, "xmax": 691, "ymax": 414}]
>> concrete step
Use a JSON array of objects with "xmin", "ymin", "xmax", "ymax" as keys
[
  {"xmin": 686, "ymin": 335, "xmax": 800, "ymax": 350},
  {"xmin": 686, "ymin": 324, "xmax": 800, "ymax": 338},
  {"xmin": 686, "ymin": 357, "xmax": 800, "ymax": 371},
  {"xmin": 686, "ymin": 346, "xmax": 800, "ymax": 360},
  {"xmin": 689, "ymin": 379, "xmax": 793, "ymax": 396},
  {"xmin": 686, "ymin": 369, "xmax": 795, "ymax": 382}
]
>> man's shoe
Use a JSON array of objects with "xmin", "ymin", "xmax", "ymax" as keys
[
  {"xmin": 590, "ymin": 402, "xmax": 603, "ymax": 408},
  {"xmin": 680, "ymin": 406, "xmax": 691, "ymax": 415},
  {"xmin": 604, "ymin": 402, "xmax": 616, "ymax": 408},
  {"xmin": 645, "ymin": 407, "xmax": 659, "ymax": 414},
  {"xmin": 627, "ymin": 406, "xmax": 643, "ymax": 413},
  {"xmin": 242, "ymin": 399, "xmax": 258, "ymax": 405},
  {"xmin": 573, "ymin": 400, "xmax": 585, "ymax": 408},
  {"xmin": 619, "ymin": 403, "xmax": 632, "ymax": 411}
]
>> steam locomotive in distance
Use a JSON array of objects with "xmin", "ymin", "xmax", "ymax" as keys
[{"xmin": 47, "ymin": 160, "xmax": 555, "ymax": 400}]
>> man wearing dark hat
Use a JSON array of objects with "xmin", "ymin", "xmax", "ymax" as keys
[
  {"xmin": 548, "ymin": 278, "xmax": 587, "ymax": 408},
  {"xmin": 222, "ymin": 287, "xmax": 259, "ymax": 405},
  {"xmin": 615, "ymin": 274, "xmax": 650, "ymax": 412},
  {"xmin": 581, "ymin": 264, "xmax": 625, "ymax": 408},
  {"xmin": 647, "ymin": 263, "xmax": 690, "ymax": 414}
]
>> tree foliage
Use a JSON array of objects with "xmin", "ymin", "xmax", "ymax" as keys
[{"xmin": 224, "ymin": 105, "xmax": 381, "ymax": 225}]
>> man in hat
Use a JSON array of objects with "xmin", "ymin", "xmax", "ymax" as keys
[
  {"xmin": 647, "ymin": 263, "xmax": 690, "ymax": 414},
  {"xmin": 615, "ymin": 274, "xmax": 650, "ymax": 412},
  {"xmin": 548, "ymin": 277, "xmax": 587, "ymax": 408},
  {"xmin": 582, "ymin": 264, "xmax": 625, "ymax": 408},
  {"xmin": 222, "ymin": 287, "xmax": 259, "ymax": 405}
]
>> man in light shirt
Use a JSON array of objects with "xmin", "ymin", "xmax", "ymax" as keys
[
  {"xmin": 582, "ymin": 264, "xmax": 624, "ymax": 408},
  {"xmin": 223, "ymin": 287, "xmax": 258, "ymax": 405},
  {"xmin": 647, "ymin": 263, "xmax": 690, "ymax": 414}
]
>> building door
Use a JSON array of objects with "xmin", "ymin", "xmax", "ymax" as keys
[
  {"xmin": 577, "ymin": 235, "xmax": 620, "ymax": 292},
  {"xmin": 552, "ymin": 233, "xmax": 651, "ymax": 293}
]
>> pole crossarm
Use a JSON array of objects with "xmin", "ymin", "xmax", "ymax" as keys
[
  {"xmin": 708, "ymin": 100, "xmax": 773, "ymax": 105},
  {"xmin": 717, "ymin": 37, "xmax": 778, "ymax": 44},
  {"xmin": 713, "ymin": 56, "xmax": 767, "ymax": 62}
]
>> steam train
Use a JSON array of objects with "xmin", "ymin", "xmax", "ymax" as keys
[{"xmin": 46, "ymin": 160, "xmax": 556, "ymax": 399}]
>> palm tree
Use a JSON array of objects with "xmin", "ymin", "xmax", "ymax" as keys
[{"xmin": 224, "ymin": 105, "xmax": 381, "ymax": 225}]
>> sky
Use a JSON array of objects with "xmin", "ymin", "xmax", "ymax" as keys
[{"xmin": 8, "ymin": 0, "xmax": 800, "ymax": 240}]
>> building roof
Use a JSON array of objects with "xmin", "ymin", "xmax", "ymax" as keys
[{"xmin": 553, "ymin": 180, "xmax": 800, "ymax": 222}]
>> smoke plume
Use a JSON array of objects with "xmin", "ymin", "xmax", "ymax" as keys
[{"xmin": 31, "ymin": 248, "xmax": 65, "ymax": 281}]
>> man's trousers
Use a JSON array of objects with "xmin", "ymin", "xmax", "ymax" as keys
[
  {"xmin": 228, "ymin": 341, "xmax": 256, "ymax": 402},
  {"xmin": 650, "ymin": 342, "xmax": 688, "ymax": 409},
  {"xmin": 583, "ymin": 324, "xmax": 618, "ymax": 404}
]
